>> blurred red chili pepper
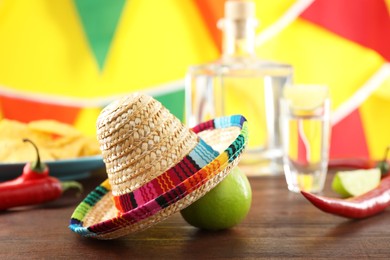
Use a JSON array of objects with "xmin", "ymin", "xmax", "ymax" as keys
[
  {"xmin": 301, "ymin": 175, "xmax": 390, "ymax": 219},
  {"xmin": 328, "ymin": 157, "xmax": 376, "ymax": 170},
  {"xmin": 0, "ymin": 139, "xmax": 82, "ymax": 211},
  {"xmin": 329, "ymin": 146, "xmax": 390, "ymax": 177}
]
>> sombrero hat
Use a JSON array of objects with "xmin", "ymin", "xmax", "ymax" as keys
[{"xmin": 69, "ymin": 93, "xmax": 248, "ymax": 239}]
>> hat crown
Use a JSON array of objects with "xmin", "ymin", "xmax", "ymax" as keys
[{"xmin": 96, "ymin": 93, "xmax": 199, "ymax": 196}]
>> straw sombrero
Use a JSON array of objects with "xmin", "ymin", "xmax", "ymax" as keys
[{"xmin": 69, "ymin": 93, "xmax": 248, "ymax": 239}]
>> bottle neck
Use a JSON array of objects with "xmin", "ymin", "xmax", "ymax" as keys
[{"xmin": 219, "ymin": 18, "xmax": 258, "ymax": 60}]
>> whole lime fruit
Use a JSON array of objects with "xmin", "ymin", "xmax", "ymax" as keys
[{"xmin": 180, "ymin": 167, "xmax": 252, "ymax": 230}]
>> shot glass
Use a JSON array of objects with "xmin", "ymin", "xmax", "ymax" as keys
[{"xmin": 279, "ymin": 85, "xmax": 331, "ymax": 193}]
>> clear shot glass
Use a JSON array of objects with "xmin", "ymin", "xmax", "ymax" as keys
[{"xmin": 280, "ymin": 85, "xmax": 331, "ymax": 193}]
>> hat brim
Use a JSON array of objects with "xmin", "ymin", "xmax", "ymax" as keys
[{"xmin": 69, "ymin": 115, "xmax": 248, "ymax": 239}]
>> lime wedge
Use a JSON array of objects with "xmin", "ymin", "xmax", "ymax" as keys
[
  {"xmin": 283, "ymin": 85, "xmax": 328, "ymax": 110},
  {"xmin": 331, "ymin": 169, "xmax": 381, "ymax": 198}
]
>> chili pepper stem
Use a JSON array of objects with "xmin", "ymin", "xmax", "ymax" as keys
[
  {"xmin": 61, "ymin": 181, "xmax": 83, "ymax": 196},
  {"xmin": 378, "ymin": 146, "xmax": 390, "ymax": 176},
  {"xmin": 23, "ymin": 138, "xmax": 46, "ymax": 173}
]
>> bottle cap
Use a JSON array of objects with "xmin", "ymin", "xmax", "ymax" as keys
[{"xmin": 225, "ymin": 0, "xmax": 255, "ymax": 20}]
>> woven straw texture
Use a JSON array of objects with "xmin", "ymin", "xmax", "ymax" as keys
[
  {"xmin": 85, "ymin": 154, "xmax": 240, "ymax": 239},
  {"xmin": 96, "ymin": 93, "xmax": 199, "ymax": 196},
  {"xmin": 77, "ymin": 124, "xmax": 244, "ymax": 239},
  {"xmin": 69, "ymin": 93, "xmax": 248, "ymax": 240}
]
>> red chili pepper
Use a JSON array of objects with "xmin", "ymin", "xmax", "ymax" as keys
[
  {"xmin": 328, "ymin": 146, "xmax": 390, "ymax": 177},
  {"xmin": 301, "ymin": 175, "xmax": 390, "ymax": 219},
  {"xmin": 328, "ymin": 157, "xmax": 376, "ymax": 170},
  {"xmin": 0, "ymin": 139, "xmax": 82, "ymax": 211}
]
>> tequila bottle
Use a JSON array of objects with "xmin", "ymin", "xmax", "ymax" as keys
[{"xmin": 185, "ymin": 0, "xmax": 293, "ymax": 175}]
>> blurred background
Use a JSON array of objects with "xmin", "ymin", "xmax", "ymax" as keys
[{"xmin": 0, "ymin": 0, "xmax": 389, "ymax": 160}]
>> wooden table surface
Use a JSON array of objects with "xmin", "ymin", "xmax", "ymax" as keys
[{"xmin": 1, "ymin": 169, "xmax": 390, "ymax": 259}]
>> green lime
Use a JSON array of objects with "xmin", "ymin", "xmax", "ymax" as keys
[
  {"xmin": 180, "ymin": 167, "xmax": 252, "ymax": 230},
  {"xmin": 331, "ymin": 168, "xmax": 381, "ymax": 198}
]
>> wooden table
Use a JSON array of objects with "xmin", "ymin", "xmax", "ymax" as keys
[{"xmin": 1, "ymin": 169, "xmax": 390, "ymax": 259}]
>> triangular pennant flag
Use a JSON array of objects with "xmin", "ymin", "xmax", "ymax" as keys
[
  {"xmin": 193, "ymin": 0, "xmax": 225, "ymax": 52},
  {"xmin": 0, "ymin": 95, "xmax": 81, "ymax": 125},
  {"xmin": 301, "ymin": 0, "xmax": 390, "ymax": 60},
  {"xmin": 74, "ymin": 0, "xmax": 126, "ymax": 71}
]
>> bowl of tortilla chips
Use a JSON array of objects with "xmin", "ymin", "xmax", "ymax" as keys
[{"xmin": 0, "ymin": 119, "xmax": 104, "ymax": 180}]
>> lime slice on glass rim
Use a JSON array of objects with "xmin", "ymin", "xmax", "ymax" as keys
[
  {"xmin": 283, "ymin": 85, "xmax": 329, "ymax": 111},
  {"xmin": 331, "ymin": 168, "xmax": 381, "ymax": 198}
]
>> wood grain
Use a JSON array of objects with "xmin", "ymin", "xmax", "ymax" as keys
[{"xmin": 1, "ymin": 170, "xmax": 390, "ymax": 259}]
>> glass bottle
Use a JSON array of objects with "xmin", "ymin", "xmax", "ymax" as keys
[{"xmin": 185, "ymin": 0, "xmax": 293, "ymax": 175}]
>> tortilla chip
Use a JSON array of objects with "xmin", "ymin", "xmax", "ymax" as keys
[
  {"xmin": 0, "ymin": 119, "xmax": 100, "ymax": 163},
  {"xmin": 79, "ymin": 136, "xmax": 101, "ymax": 156},
  {"xmin": 0, "ymin": 139, "xmax": 55, "ymax": 163},
  {"xmin": 28, "ymin": 120, "xmax": 81, "ymax": 138},
  {"xmin": 46, "ymin": 137, "xmax": 86, "ymax": 159}
]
